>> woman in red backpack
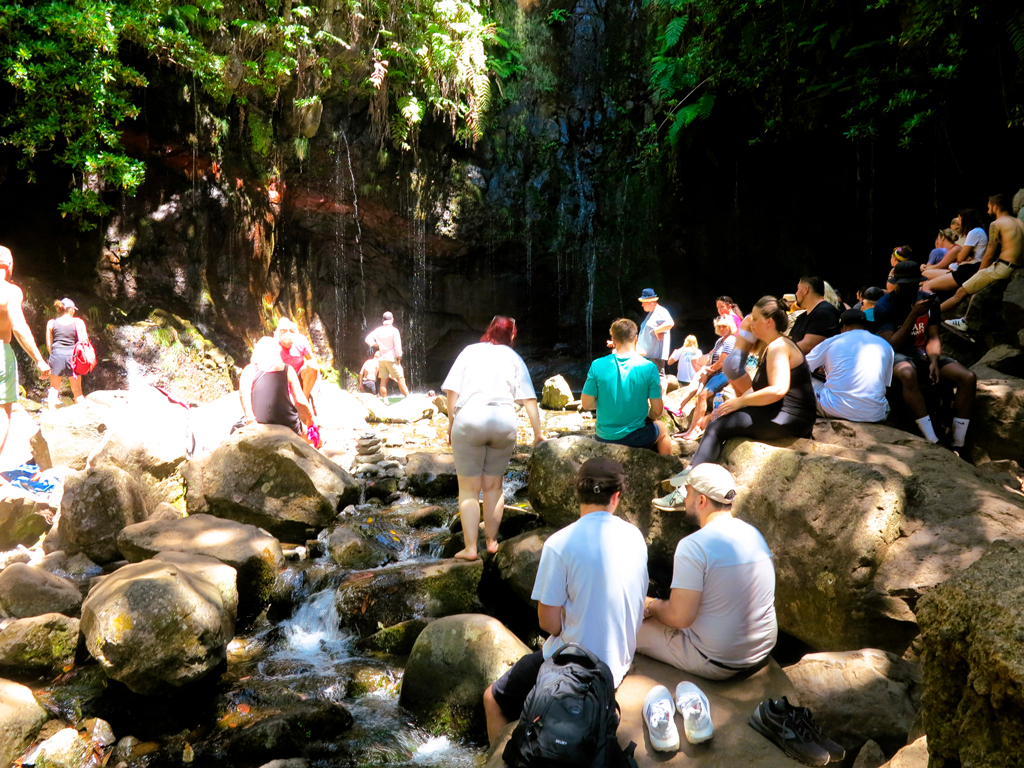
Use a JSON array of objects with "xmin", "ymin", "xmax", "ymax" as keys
[{"xmin": 45, "ymin": 298, "xmax": 87, "ymax": 409}]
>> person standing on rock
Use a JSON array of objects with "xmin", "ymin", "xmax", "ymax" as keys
[
  {"xmin": 639, "ymin": 464, "xmax": 777, "ymax": 680},
  {"xmin": 442, "ymin": 316, "xmax": 544, "ymax": 561},
  {"xmin": 45, "ymin": 298, "xmax": 88, "ymax": 409},
  {"xmin": 0, "ymin": 246, "xmax": 50, "ymax": 457},
  {"xmin": 637, "ymin": 288, "xmax": 674, "ymax": 394},
  {"xmin": 582, "ymin": 318, "xmax": 672, "ymax": 454},
  {"xmin": 275, "ymin": 318, "xmax": 320, "ymax": 406},
  {"xmin": 365, "ymin": 311, "xmax": 410, "ymax": 398},
  {"xmin": 482, "ymin": 458, "xmax": 648, "ymax": 743}
]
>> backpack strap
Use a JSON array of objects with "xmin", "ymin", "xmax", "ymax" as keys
[{"xmin": 621, "ymin": 741, "xmax": 638, "ymax": 768}]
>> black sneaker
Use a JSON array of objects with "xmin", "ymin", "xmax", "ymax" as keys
[
  {"xmin": 788, "ymin": 702, "xmax": 845, "ymax": 763},
  {"xmin": 748, "ymin": 697, "xmax": 830, "ymax": 766}
]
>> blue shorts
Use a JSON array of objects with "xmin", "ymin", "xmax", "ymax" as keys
[
  {"xmin": 705, "ymin": 372, "xmax": 728, "ymax": 394},
  {"xmin": 595, "ymin": 418, "xmax": 659, "ymax": 450}
]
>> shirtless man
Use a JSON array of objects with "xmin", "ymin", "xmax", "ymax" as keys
[
  {"xmin": 0, "ymin": 247, "xmax": 51, "ymax": 456},
  {"xmin": 943, "ymin": 194, "xmax": 1024, "ymax": 334}
]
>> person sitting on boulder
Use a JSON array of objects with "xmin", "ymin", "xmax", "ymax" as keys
[
  {"xmin": 239, "ymin": 336, "xmax": 318, "ymax": 443},
  {"xmin": 275, "ymin": 318, "xmax": 320, "ymax": 405},
  {"xmin": 790, "ymin": 276, "xmax": 842, "ymax": 354},
  {"xmin": 482, "ymin": 458, "xmax": 648, "ymax": 743},
  {"xmin": 676, "ymin": 315, "xmax": 737, "ymax": 441},
  {"xmin": 860, "ymin": 286, "xmax": 885, "ymax": 324},
  {"xmin": 873, "ymin": 260, "xmax": 976, "ymax": 453},
  {"xmin": 804, "ymin": 309, "xmax": 894, "ymax": 423},
  {"xmin": 639, "ymin": 464, "xmax": 776, "ymax": 680},
  {"xmin": 581, "ymin": 318, "xmax": 672, "ymax": 454},
  {"xmin": 667, "ymin": 335, "xmax": 701, "ymax": 385},
  {"xmin": 359, "ymin": 349, "xmax": 380, "ymax": 395}
]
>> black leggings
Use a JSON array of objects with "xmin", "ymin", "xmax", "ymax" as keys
[{"xmin": 690, "ymin": 404, "xmax": 814, "ymax": 466}]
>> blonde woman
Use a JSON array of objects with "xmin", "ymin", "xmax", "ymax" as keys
[
  {"xmin": 667, "ymin": 335, "xmax": 701, "ymax": 384},
  {"xmin": 46, "ymin": 298, "xmax": 87, "ymax": 409}
]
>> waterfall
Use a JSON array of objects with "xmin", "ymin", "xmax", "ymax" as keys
[
  {"xmin": 275, "ymin": 588, "xmax": 351, "ymax": 664},
  {"xmin": 341, "ymin": 129, "xmax": 366, "ymax": 329},
  {"xmin": 332, "ymin": 134, "xmax": 350, "ymax": 377},
  {"xmin": 408, "ymin": 163, "xmax": 428, "ymax": 388}
]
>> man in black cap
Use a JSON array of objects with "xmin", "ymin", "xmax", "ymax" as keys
[
  {"xmin": 482, "ymin": 457, "xmax": 648, "ymax": 743},
  {"xmin": 803, "ymin": 308, "xmax": 894, "ymax": 422},
  {"xmin": 873, "ymin": 260, "xmax": 977, "ymax": 452}
]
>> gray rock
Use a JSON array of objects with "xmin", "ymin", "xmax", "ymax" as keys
[
  {"xmin": 354, "ymin": 619, "xmax": 430, "ymax": 655},
  {"xmin": 0, "ymin": 614, "xmax": 79, "ymax": 673},
  {"xmin": 81, "ymin": 559, "xmax": 232, "ymax": 694},
  {"xmin": 880, "ymin": 736, "xmax": 928, "ymax": 768},
  {"xmin": 182, "ymin": 426, "xmax": 358, "ymax": 542},
  {"xmin": 407, "ymin": 505, "xmax": 448, "ymax": 528},
  {"xmin": 151, "ymin": 552, "xmax": 238, "ymax": 628},
  {"xmin": 335, "ymin": 559, "xmax": 483, "ymax": 635},
  {"xmin": 784, "ymin": 649, "xmax": 921, "ymax": 756},
  {"xmin": 116, "ymin": 514, "xmax": 282, "ymax": 621},
  {"xmin": 405, "ymin": 452, "xmax": 459, "ymax": 497},
  {"xmin": 149, "ymin": 502, "xmax": 186, "ymax": 522},
  {"xmin": 0, "ymin": 485, "xmax": 52, "ymax": 548},
  {"xmin": 30, "ymin": 401, "xmax": 113, "ymax": 471},
  {"xmin": 527, "ymin": 437, "xmax": 683, "ymax": 584},
  {"xmin": 968, "ymin": 376, "xmax": 1024, "ymax": 468},
  {"xmin": 0, "ymin": 678, "xmax": 48, "ymax": 767},
  {"xmin": 325, "ymin": 526, "xmax": 393, "ymax": 569},
  {"xmin": 399, "ymin": 614, "xmax": 530, "ymax": 739},
  {"xmin": 491, "ymin": 528, "xmax": 556, "ymax": 607},
  {"xmin": 31, "ymin": 726, "xmax": 92, "ymax": 768},
  {"xmin": 540, "ymin": 375, "xmax": 573, "ymax": 410},
  {"xmin": 58, "ymin": 465, "xmax": 148, "ymax": 564},
  {"xmin": 0, "ymin": 563, "xmax": 82, "ymax": 618},
  {"xmin": 222, "ymin": 700, "xmax": 352, "ymax": 760},
  {"xmin": 916, "ymin": 541, "xmax": 1024, "ymax": 768},
  {"xmin": 852, "ymin": 740, "xmax": 888, "ymax": 768},
  {"xmin": 80, "ymin": 717, "xmax": 115, "ymax": 747}
]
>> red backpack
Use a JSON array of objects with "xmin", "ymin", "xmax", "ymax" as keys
[{"xmin": 71, "ymin": 319, "xmax": 96, "ymax": 375}]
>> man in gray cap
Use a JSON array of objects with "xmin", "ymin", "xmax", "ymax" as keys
[
  {"xmin": 638, "ymin": 463, "xmax": 777, "ymax": 680},
  {"xmin": 364, "ymin": 311, "xmax": 409, "ymax": 398}
]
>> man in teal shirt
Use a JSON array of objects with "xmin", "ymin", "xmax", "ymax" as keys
[{"xmin": 581, "ymin": 318, "xmax": 672, "ymax": 454}]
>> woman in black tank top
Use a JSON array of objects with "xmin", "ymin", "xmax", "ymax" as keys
[
  {"xmin": 689, "ymin": 296, "xmax": 817, "ymax": 467},
  {"xmin": 239, "ymin": 337, "xmax": 317, "ymax": 441},
  {"xmin": 45, "ymin": 298, "xmax": 88, "ymax": 409}
]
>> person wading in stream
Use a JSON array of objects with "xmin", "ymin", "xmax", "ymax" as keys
[
  {"xmin": 0, "ymin": 246, "xmax": 50, "ymax": 457},
  {"xmin": 442, "ymin": 316, "xmax": 545, "ymax": 560}
]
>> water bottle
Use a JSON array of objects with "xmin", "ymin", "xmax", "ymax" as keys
[{"xmin": 713, "ymin": 392, "xmax": 724, "ymax": 411}]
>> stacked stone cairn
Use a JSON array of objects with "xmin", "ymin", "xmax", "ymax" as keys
[{"xmin": 351, "ymin": 432, "xmax": 403, "ymax": 479}]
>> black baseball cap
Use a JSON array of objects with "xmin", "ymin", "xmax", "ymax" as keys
[
  {"xmin": 891, "ymin": 261, "xmax": 924, "ymax": 285},
  {"xmin": 577, "ymin": 457, "xmax": 625, "ymax": 495},
  {"xmin": 840, "ymin": 308, "xmax": 868, "ymax": 325}
]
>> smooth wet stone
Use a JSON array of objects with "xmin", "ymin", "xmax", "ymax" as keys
[
  {"xmin": 30, "ymin": 726, "xmax": 93, "ymax": 768},
  {"xmin": 405, "ymin": 452, "xmax": 458, "ymax": 497},
  {"xmin": 0, "ymin": 563, "xmax": 82, "ymax": 618},
  {"xmin": 407, "ymin": 505, "xmax": 447, "ymax": 528},
  {"xmin": 221, "ymin": 700, "xmax": 353, "ymax": 761},
  {"xmin": 0, "ymin": 678, "xmax": 49, "ymax": 766},
  {"xmin": 325, "ymin": 525, "xmax": 393, "ymax": 569},
  {"xmin": 354, "ymin": 619, "xmax": 431, "ymax": 655}
]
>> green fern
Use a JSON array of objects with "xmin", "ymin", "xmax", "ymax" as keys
[{"xmin": 1010, "ymin": 11, "xmax": 1024, "ymax": 64}]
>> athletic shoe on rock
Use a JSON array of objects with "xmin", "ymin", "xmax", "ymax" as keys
[
  {"xmin": 748, "ymin": 697, "xmax": 830, "ymax": 767},
  {"xmin": 668, "ymin": 466, "xmax": 693, "ymax": 488},
  {"xmin": 943, "ymin": 317, "xmax": 974, "ymax": 339},
  {"xmin": 675, "ymin": 681, "xmax": 713, "ymax": 744},
  {"xmin": 652, "ymin": 486, "xmax": 687, "ymax": 511},
  {"xmin": 789, "ymin": 703, "xmax": 845, "ymax": 763},
  {"xmin": 643, "ymin": 685, "xmax": 680, "ymax": 752}
]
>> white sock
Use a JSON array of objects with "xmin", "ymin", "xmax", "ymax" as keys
[
  {"xmin": 916, "ymin": 416, "xmax": 939, "ymax": 443},
  {"xmin": 47, "ymin": 388, "xmax": 59, "ymax": 406},
  {"xmin": 952, "ymin": 417, "xmax": 970, "ymax": 448}
]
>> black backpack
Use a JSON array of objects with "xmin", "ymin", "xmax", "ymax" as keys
[{"xmin": 502, "ymin": 644, "xmax": 637, "ymax": 768}]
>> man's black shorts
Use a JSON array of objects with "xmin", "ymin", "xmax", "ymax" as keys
[{"xmin": 490, "ymin": 650, "xmax": 545, "ymax": 721}]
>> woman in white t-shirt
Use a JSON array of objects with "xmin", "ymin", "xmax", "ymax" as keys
[
  {"xmin": 442, "ymin": 316, "xmax": 545, "ymax": 561},
  {"xmin": 922, "ymin": 208, "xmax": 989, "ymax": 296},
  {"xmin": 667, "ymin": 335, "xmax": 701, "ymax": 384}
]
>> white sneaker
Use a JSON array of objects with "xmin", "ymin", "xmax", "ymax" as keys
[
  {"xmin": 675, "ymin": 681, "xmax": 713, "ymax": 744},
  {"xmin": 943, "ymin": 317, "xmax": 971, "ymax": 334},
  {"xmin": 643, "ymin": 685, "xmax": 680, "ymax": 752}
]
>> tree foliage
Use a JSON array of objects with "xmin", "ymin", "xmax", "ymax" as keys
[
  {"xmin": 0, "ymin": 0, "xmax": 497, "ymax": 226},
  {"xmin": 646, "ymin": 0, "xmax": 1024, "ymax": 147}
]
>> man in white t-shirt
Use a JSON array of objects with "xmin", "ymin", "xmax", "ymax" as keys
[
  {"xmin": 482, "ymin": 458, "xmax": 649, "ymax": 743},
  {"xmin": 638, "ymin": 463, "xmax": 777, "ymax": 681},
  {"xmin": 804, "ymin": 308, "xmax": 894, "ymax": 423},
  {"xmin": 637, "ymin": 288, "xmax": 674, "ymax": 394},
  {"xmin": 364, "ymin": 311, "xmax": 409, "ymax": 397}
]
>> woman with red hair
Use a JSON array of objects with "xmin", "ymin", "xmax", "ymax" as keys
[{"xmin": 442, "ymin": 316, "xmax": 545, "ymax": 560}]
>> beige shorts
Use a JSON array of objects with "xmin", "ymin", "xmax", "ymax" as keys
[
  {"xmin": 451, "ymin": 404, "xmax": 517, "ymax": 477},
  {"xmin": 635, "ymin": 618, "xmax": 743, "ymax": 681},
  {"xmin": 378, "ymin": 359, "xmax": 405, "ymax": 380},
  {"xmin": 961, "ymin": 260, "xmax": 1018, "ymax": 295}
]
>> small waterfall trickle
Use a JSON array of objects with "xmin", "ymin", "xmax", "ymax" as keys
[
  {"xmin": 341, "ymin": 129, "xmax": 366, "ymax": 329},
  {"xmin": 408, "ymin": 163, "xmax": 428, "ymax": 388},
  {"xmin": 274, "ymin": 588, "xmax": 351, "ymax": 666},
  {"xmin": 331, "ymin": 134, "xmax": 351, "ymax": 377}
]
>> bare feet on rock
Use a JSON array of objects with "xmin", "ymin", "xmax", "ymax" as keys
[
  {"xmin": 453, "ymin": 548, "xmax": 479, "ymax": 561},
  {"xmin": 486, "ymin": 538, "xmax": 499, "ymax": 554}
]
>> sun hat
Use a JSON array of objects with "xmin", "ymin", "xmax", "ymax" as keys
[
  {"xmin": 891, "ymin": 261, "xmax": 925, "ymax": 285},
  {"xmin": 684, "ymin": 463, "xmax": 737, "ymax": 504},
  {"xmin": 638, "ymin": 288, "xmax": 659, "ymax": 301}
]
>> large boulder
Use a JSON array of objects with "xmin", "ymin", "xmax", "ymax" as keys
[
  {"xmin": 30, "ymin": 400, "xmax": 114, "ymax": 471},
  {"xmin": 57, "ymin": 465, "xmax": 148, "ymax": 564},
  {"xmin": 87, "ymin": 385, "xmax": 192, "ymax": 510},
  {"xmin": 540, "ymin": 375, "xmax": 573, "ymax": 410},
  {"xmin": 490, "ymin": 528, "xmax": 556, "ymax": 606},
  {"xmin": 717, "ymin": 420, "xmax": 1024, "ymax": 653},
  {"xmin": 116, "ymin": 514, "xmax": 282, "ymax": 621},
  {"xmin": 0, "ymin": 678, "xmax": 48, "ymax": 767},
  {"xmin": 221, "ymin": 700, "xmax": 353, "ymax": 762},
  {"xmin": 335, "ymin": 559, "xmax": 483, "ymax": 636},
  {"xmin": 150, "ymin": 552, "xmax": 239, "ymax": 628},
  {"xmin": 783, "ymin": 649, "xmax": 921, "ymax": 757},
  {"xmin": 0, "ymin": 484, "xmax": 52, "ymax": 548},
  {"xmin": 0, "ymin": 614, "xmax": 79, "ymax": 673},
  {"xmin": 881, "ymin": 736, "xmax": 928, "ymax": 768},
  {"xmin": 399, "ymin": 614, "xmax": 530, "ymax": 739},
  {"xmin": 916, "ymin": 541, "xmax": 1024, "ymax": 768},
  {"xmin": 527, "ymin": 437, "xmax": 684, "ymax": 584},
  {"xmin": 0, "ymin": 563, "xmax": 82, "ymax": 618},
  {"xmin": 365, "ymin": 395, "xmax": 437, "ymax": 424},
  {"xmin": 405, "ymin": 452, "xmax": 458, "ymax": 497},
  {"xmin": 968, "ymin": 375, "xmax": 1024, "ymax": 468},
  {"xmin": 81, "ymin": 558, "xmax": 234, "ymax": 694},
  {"xmin": 182, "ymin": 426, "xmax": 359, "ymax": 541}
]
